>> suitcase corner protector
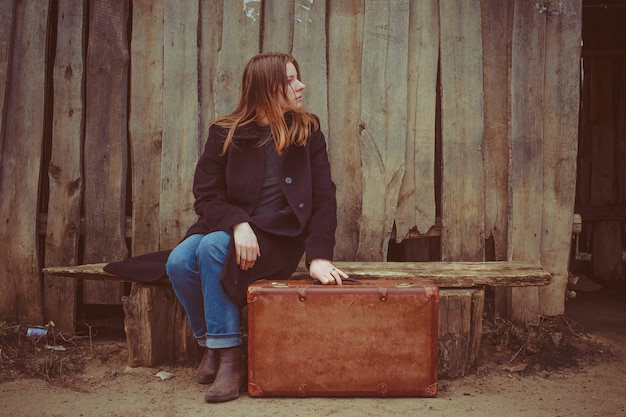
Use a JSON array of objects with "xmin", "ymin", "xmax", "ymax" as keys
[
  {"xmin": 424, "ymin": 381, "xmax": 438, "ymax": 397},
  {"xmin": 247, "ymin": 287, "xmax": 260, "ymax": 303},
  {"xmin": 247, "ymin": 382, "xmax": 263, "ymax": 397},
  {"xmin": 426, "ymin": 285, "xmax": 440, "ymax": 301}
]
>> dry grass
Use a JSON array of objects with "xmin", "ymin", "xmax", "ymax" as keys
[
  {"xmin": 480, "ymin": 315, "xmax": 614, "ymax": 374},
  {"xmin": 0, "ymin": 321, "xmax": 125, "ymax": 391}
]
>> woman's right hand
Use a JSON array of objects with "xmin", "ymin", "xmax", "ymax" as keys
[{"xmin": 232, "ymin": 222, "xmax": 260, "ymax": 270}]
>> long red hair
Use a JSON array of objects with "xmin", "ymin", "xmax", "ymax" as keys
[{"xmin": 212, "ymin": 52, "xmax": 319, "ymax": 155}]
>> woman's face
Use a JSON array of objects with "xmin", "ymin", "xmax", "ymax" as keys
[{"xmin": 281, "ymin": 62, "xmax": 305, "ymax": 110}]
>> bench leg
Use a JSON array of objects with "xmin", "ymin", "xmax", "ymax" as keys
[
  {"xmin": 438, "ymin": 288, "xmax": 484, "ymax": 379},
  {"xmin": 122, "ymin": 283, "xmax": 202, "ymax": 367}
]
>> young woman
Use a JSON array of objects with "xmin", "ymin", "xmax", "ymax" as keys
[{"xmin": 165, "ymin": 52, "xmax": 347, "ymax": 403}]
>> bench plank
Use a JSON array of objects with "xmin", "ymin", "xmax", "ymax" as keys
[
  {"xmin": 43, "ymin": 263, "xmax": 119, "ymax": 280},
  {"xmin": 43, "ymin": 261, "xmax": 551, "ymax": 288}
]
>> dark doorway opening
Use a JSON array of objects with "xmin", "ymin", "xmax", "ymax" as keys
[{"xmin": 571, "ymin": 0, "xmax": 626, "ymax": 292}]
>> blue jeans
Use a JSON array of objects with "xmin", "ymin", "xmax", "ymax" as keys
[{"xmin": 165, "ymin": 232, "xmax": 241, "ymax": 349}]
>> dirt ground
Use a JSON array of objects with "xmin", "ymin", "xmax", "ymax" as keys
[{"xmin": 1, "ymin": 284, "xmax": 625, "ymax": 417}]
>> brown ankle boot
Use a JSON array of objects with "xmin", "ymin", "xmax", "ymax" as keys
[
  {"xmin": 204, "ymin": 346, "xmax": 244, "ymax": 402},
  {"xmin": 196, "ymin": 348, "xmax": 218, "ymax": 384}
]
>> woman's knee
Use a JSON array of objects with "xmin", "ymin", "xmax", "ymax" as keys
[
  {"xmin": 165, "ymin": 252, "xmax": 189, "ymax": 283},
  {"xmin": 196, "ymin": 231, "xmax": 231, "ymax": 262},
  {"xmin": 166, "ymin": 235, "xmax": 203, "ymax": 277},
  {"xmin": 165, "ymin": 249, "xmax": 185, "ymax": 276}
]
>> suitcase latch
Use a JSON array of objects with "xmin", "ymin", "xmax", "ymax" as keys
[
  {"xmin": 379, "ymin": 287, "xmax": 388, "ymax": 301},
  {"xmin": 268, "ymin": 281, "xmax": 289, "ymax": 287}
]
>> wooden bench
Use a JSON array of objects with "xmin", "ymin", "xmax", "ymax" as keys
[{"xmin": 43, "ymin": 261, "xmax": 551, "ymax": 379}]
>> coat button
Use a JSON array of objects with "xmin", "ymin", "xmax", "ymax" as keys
[
  {"xmin": 285, "ymin": 177, "xmax": 293, "ymax": 185},
  {"xmin": 298, "ymin": 202, "xmax": 305, "ymax": 210}
]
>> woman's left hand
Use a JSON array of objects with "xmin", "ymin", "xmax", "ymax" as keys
[
  {"xmin": 232, "ymin": 222, "xmax": 261, "ymax": 270},
  {"xmin": 308, "ymin": 259, "xmax": 349, "ymax": 285}
]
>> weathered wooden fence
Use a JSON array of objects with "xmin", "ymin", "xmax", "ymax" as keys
[{"xmin": 0, "ymin": 0, "xmax": 581, "ymax": 331}]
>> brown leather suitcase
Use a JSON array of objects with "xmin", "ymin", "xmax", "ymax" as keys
[{"xmin": 246, "ymin": 279, "xmax": 439, "ymax": 397}]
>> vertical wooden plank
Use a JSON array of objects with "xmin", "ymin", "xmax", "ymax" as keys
[
  {"xmin": 83, "ymin": 0, "xmax": 129, "ymax": 304},
  {"xmin": 481, "ymin": 0, "xmax": 512, "ymax": 317},
  {"xmin": 356, "ymin": 0, "xmax": 409, "ymax": 261},
  {"xmin": 199, "ymin": 0, "xmax": 223, "ymax": 143},
  {"xmin": 439, "ymin": 0, "xmax": 485, "ymax": 262},
  {"xmin": 43, "ymin": 0, "xmax": 85, "ymax": 332},
  {"xmin": 214, "ymin": 0, "xmax": 260, "ymax": 116},
  {"xmin": 0, "ymin": 3, "xmax": 14, "ymax": 324},
  {"xmin": 292, "ymin": 0, "xmax": 328, "ymax": 137},
  {"xmin": 262, "ymin": 0, "xmax": 292, "ymax": 52},
  {"xmin": 160, "ymin": 0, "xmax": 200, "ymax": 249},
  {"xmin": 0, "ymin": 0, "xmax": 15, "ymax": 169},
  {"xmin": 0, "ymin": 0, "xmax": 49, "ymax": 324},
  {"xmin": 327, "ymin": 0, "xmax": 364, "ymax": 260},
  {"xmin": 481, "ymin": 0, "xmax": 511, "ymax": 261},
  {"xmin": 130, "ymin": 0, "xmax": 163, "ymax": 255},
  {"xmin": 396, "ymin": 0, "xmax": 439, "ymax": 239},
  {"xmin": 539, "ymin": 0, "xmax": 581, "ymax": 315},
  {"xmin": 509, "ymin": 1, "xmax": 546, "ymax": 323}
]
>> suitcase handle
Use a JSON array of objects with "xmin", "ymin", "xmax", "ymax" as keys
[{"xmin": 312, "ymin": 277, "xmax": 365, "ymax": 285}]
